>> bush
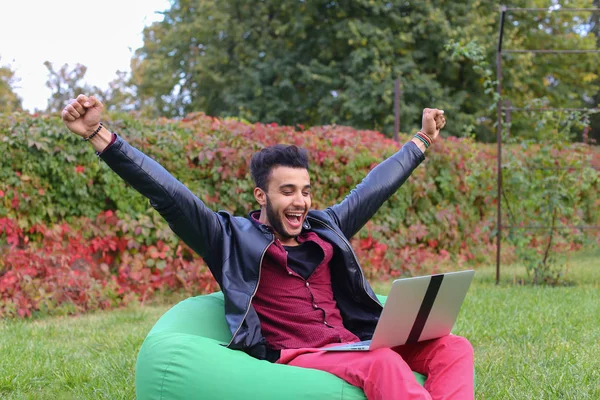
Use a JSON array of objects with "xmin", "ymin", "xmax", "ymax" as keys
[{"xmin": 1, "ymin": 112, "xmax": 598, "ymax": 317}]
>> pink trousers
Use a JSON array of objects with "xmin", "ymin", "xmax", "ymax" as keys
[{"xmin": 277, "ymin": 335, "xmax": 474, "ymax": 400}]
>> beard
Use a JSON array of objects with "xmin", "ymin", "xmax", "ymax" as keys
[{"xmin": 265, "ymin": 195, "xmax": 299, "ymax": 240}]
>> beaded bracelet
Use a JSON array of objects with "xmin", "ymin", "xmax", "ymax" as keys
[{"xmin": 83, "ymin": 123, "xmax": 103, "ymax": 141}]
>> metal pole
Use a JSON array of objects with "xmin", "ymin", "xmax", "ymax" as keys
[
  {"xmin": 496, "ymin": 7, "xmax": 506, "ymax": 285},
  {"xmin": 505, "ymin": 100, "xmax": 512, "ymax": 138},
  {"xmin": 583, "ymin": 125, "xmax": 591, "ymax": 144},
  {"xmin": 394, "ymin": 79, "xmax": 401, "ymax": 142}
]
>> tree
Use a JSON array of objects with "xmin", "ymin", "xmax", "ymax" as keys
[
  {"xmin": 498, "ymin": 0, "xmax": 600, "ymax": 141},
  {"xmin": 131, "ymin": 0, "xmax": 499, "ymax": 137},
  {"xmin": 0, "ymin": 59, "xmax": 23, "ymax": 113},
  {"xmin": 97, "ymin": 70, "xmax": 140, "ymax": 114},
  {"xmin": 43, "ymin": 62, "xmax": 141, "ymax": 116},
  {"xmin": 131, "ymin": 0, "xmax": 599, "ymax": 141},
  {"xmin": 44, "ymin": 61, "xmax": 93, "ymax": 113}
]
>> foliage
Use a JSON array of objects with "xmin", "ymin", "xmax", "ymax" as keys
[
  {"xmin": 43, "ymin": 62, "xmax": 93, "ymax": 114},
  {"xmin": 0, "ymin": 213, "xmax": 217, "ymax": 318},
  {"xmin": 1, "ymin": 252, "xmax": 599, "ymax": 399},
  {"xmin": 131, "ymin": 0, "xmax": 499, "ymax": 138},
  {"xmin": 0, "ymin": 59, "xmax": 22, "ymax": 114},
  {"xmin": 42, "ymin": 62, "xmax": 138, "ymax": 115},
  {"xmin": 499, "ymin": 0, "xmax": 600, "ymax": 143},
  {"xmin": 100, "ymin": 70, "xmax": 140, "ymax": 114},
  {"xmin": 0, "ymin": 112, "xmax": 598, "ymax": 316},
  {"xmin": 502, "ymin": 107, "xmax": 598, "ymax": 285},
  {"xmin": 588, "ymin": 0, "xmax": 600, "ymax": 143},
  {"xmin": 449, "ymin": 37, "xmax": 599, "ymax": 285},
  {"xmin": 446, "ymin": 39, "xmax": 500, "ymax": 138},
  {"xmin": 128, "ymin": 0, "xmax": 600, "ymax": 142}
]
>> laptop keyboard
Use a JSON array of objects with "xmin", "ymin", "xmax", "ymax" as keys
[{"xmin": 346, "ymin": 340, "xmax": 372, "ymax": 348}]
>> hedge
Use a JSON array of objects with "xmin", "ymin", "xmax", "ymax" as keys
[{"xmin": 0, "ymin": 112, "xmax": 597, "ymax": 317}]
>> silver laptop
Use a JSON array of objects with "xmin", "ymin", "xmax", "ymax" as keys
[{"xmin": 324, "ymin": 270, "xmax": 475, "ymax": 351}]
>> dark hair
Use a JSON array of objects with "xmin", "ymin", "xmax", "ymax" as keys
[{"xmin": 250, "ymin": 144, "xmax": 309, "ymax": 190}]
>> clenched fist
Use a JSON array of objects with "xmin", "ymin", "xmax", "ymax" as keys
[
  {"xmin": 62, "ymin": 94, "xmax": 104, "ymax": 138},
  {"xmin": 62, "ymin": 94, "xmax": 113, "ymax": 152},
  {"xmin": 421, "ymin": 108, "xmax": 446, "ymax": 141}
]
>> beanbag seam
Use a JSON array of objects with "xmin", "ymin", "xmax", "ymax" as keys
[{"xmin": 159, "ymin": 352, "xmax": 180, "ymax": 400}]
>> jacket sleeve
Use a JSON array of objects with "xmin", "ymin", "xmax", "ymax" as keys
[
  {"xmin": 99, "ymin": 134, "xmax": 224, "ymax": 279},
  {"xmin": 325, "ymin": 141, "xmax": 425, "ymax": 239}
]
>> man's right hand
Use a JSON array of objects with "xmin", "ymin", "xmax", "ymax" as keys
[
  {"xmin": 420, "ymin": 108, "xmax": 446, "ymax": 141},
  {"xmin": 61, "ymin": 94, "xmax": 104, "ymax": 138}
]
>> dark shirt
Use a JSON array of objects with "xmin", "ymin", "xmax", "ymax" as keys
[{"xmin": 283, "ymin": 241, "xmax": 323, "ymax": 280}]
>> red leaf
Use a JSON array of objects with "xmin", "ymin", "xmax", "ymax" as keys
[{"xmin": 11, "ymin": 194, "xmax": 20, "ymax": 210}]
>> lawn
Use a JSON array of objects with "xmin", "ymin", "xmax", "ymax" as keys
[{"xmin": 1, "ymin": 250, "xmax": 598, "ymax": 399}]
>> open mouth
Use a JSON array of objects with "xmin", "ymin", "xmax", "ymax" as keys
[{"xmin": 284, "ymin": 212, "xmax": 304, "ymax": 229}]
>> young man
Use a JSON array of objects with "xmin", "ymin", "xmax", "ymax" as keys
[{"xmin": 62, "ymin": 95, "xmax": 473, "ymax": 399}]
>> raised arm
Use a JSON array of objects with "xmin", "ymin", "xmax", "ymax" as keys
[
  {"xmin": 326, "ymin": 108, "xmax": 446, "ymax": 239},
  {"xmin": 62, "ymin": 95, "xmax": 225, "ymax": 277}
]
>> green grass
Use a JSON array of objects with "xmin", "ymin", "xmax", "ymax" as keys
[
  {"xmin": 0, "ymin": 306, "xmax": 170, "ymax": 400},
  {"xmin": 465, "ymin": 250, "xmax": 600, "ymax": 400},
  {"xmin": 1, "ymin": 250, "xmax": 598, "ymax": 399}
]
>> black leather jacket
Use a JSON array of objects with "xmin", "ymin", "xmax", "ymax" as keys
[{"xmin": 100, "ymin": 135, "xmax": 424, "ymax": 360}]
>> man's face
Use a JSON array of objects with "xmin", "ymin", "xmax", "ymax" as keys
[{"xmin": 258, "ymin": 166, "xmax": 311, "ymax": 243}]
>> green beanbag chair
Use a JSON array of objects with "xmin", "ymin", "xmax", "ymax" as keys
[{"xmin": 135, "ymin": 292, "xmax": 426, "ymax": 399}]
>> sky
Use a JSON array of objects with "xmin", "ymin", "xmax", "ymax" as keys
[{"xmin": 0, "ymin": 0, "xmax": 170, "ymax": 112}]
